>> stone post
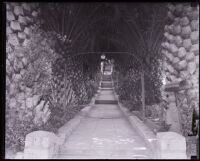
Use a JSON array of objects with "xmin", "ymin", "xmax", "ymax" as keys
[
  {"xmin": 156, "ymin": 132, "xmax": 187, "ymax": 159},
  {"xmin": 23, "ymin": 131, "xmax": 60, "ymax": 159}
]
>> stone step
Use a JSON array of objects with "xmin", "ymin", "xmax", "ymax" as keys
[
  {"xmin": 101, "ymin": 82, "xmax": 112, "ymax": 86},
  {"xmin": 99, "ymin": 88, "xmax": 114, "ymax": 91},
  {"xmin": 57, "ymin": 155, "xmax": 149, "ymax": 159},
  {"xmin": 100, "ymin": 87, "xmax": 113, "ymax": 90},
  {"xmin": 102, "ymin": 77, "xmax": 111, "ymax": 81},
  {"xmin": 101, "ymin": 81, "xmax": 112, "ymax": 84},
  {"xmin": 102, "ymin": 75, "xmax": 111, "ymax": 79},
  {"xmin": 102, "ymin": 79, "xmax": 112, "ymax": 82},
  {"xmin": 105, "ymin": 66, "xmax": 112, "ymax": 71},
  {"xmin": 58, "ymin": 148, "xmax": 150, "ymax": 159},
  {"xmin": 95, "ymin": 99, "xmax": 118, "ymax": 104},
  {"xmin": 101, "ymin": 80, "xmax": 112, "ymax": 82},
  {"xmin": 101, "ymin": 82, "xmax": 113, "ymax": 88},
  {"xmin": 101, "ymin": 85, "xmax": 113, "ymax": 88}
]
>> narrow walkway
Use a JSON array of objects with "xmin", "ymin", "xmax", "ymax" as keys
[{"xmin": 58, "ymin": 72, "xmax": 153, "ymax": 159}]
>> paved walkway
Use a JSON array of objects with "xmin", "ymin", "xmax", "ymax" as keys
[{"xmin": 58, "ymin": 74, "xmax": 153, "ymax": 159}]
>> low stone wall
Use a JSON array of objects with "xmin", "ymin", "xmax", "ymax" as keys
[
  {"xmin": 119, "ymin": 106, "xmax": 158, "ymax": 158},
  {"xmin": 23, "ymin": 131, "xmax": 60, "ymax": 159},
  {"xmin": 156, "ymin": 132, "xmax": 187, "ymax": 159},
  {"xmin": 114, "ymin": 93, "xmax": 157, "ymax": 158}
]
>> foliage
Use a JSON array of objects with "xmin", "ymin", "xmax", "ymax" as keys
[
  {"xmin": 6, "ymin": 25, "xmax": 101, "ymax": 153},
  {"xmin": 84, "ymin": 75, "xmax": 100, "ymax": 103},
  {"xmin": 6, "ymin": 25, "xmax": 57, "ymax": 152},
  {"xmin": 113, "ymin": 53, "xmax": 163, "ymax": 111},
  {"xmin": 5, "ymin": 108, "xmax": 37, "ymax": 152},
  {"xmin": 22, "ymin": 25, "xmax": 57, "ymax": 94},
  {"xmin": 108, "ymin": 4, "xmax": 167, "ymax": 111},
  {"xmin": 40, "ymin": 104, "xmax": 87, "ymax": 133}
]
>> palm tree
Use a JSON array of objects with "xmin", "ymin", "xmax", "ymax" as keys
[{"xmin": 39, "ymin": 3, "xmax": 168, "ymax": 119}]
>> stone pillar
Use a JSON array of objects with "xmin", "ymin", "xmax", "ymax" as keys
[
  {"xmin": 161, "ymin": 3, "xmax": 199, "ymax": 136},
  {"xmin": 157, "ymin": 132, "xmax": 187, "ymax": 159},
  {"xmin": 23, "ymin": 131, "xmax": 60, "ymax": 159}
]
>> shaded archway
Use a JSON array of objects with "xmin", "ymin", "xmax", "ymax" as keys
[{"xmin": 5, "ymin": 2, "xmax": 199, "ymax": 159}]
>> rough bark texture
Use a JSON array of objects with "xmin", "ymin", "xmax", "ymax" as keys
[
  {"xmin": 162, "ymin": 3, "xmax": 199, "ymax": 136},
  {"xmin": 6, "ymin": 2, "xmax": 100, "ymax": 154}
]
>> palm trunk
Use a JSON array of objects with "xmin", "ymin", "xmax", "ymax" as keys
[{"xmin": 141, "ymin": 67, "xmax": 146, "ymax": 121}]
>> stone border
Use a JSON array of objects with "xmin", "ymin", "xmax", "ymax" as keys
[{"xmin": 113, "ymin": 92, "xmax": 158, "ymax": 159}]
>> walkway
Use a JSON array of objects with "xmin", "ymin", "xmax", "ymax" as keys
[{"xmin": 57, "ymin": 72, "xmax": 153, "ymax": 159}]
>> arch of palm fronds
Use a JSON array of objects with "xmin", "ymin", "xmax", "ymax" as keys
[{"xmin": 39, "ymin": 3, "xmax": 168, "ymax": 116}]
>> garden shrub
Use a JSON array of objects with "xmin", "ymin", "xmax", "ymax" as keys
[{"xmin": 6, "ymin": 26, "xmax": 101, "ymax": 154}]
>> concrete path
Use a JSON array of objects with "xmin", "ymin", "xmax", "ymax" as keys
[{"xmin": 57, "ymin": 74, "xmax": 153, "ymax": 159}]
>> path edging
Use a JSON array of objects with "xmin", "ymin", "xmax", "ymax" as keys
[{"xmin": 114, "ymin": 93, "xmax": 158, "ymax": 159}]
